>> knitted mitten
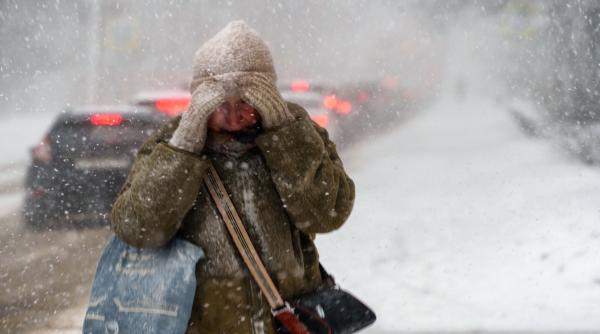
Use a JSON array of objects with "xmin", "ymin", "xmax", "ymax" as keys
[
  {"xmin": 169, "ymin": 80, "xmax": 226, "ymax": 153},
  {"xmin": 239, "ymin": 73, "xmax": 294, "ymax": 130}
]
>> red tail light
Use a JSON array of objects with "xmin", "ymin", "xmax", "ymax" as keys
[
  {"xmin": 291, "ymin": 80, "xmax": 310, "ymax": 92},
  {"xmin": 311, "ymin": 115, "xmax": 329, "ymax": 128},
  {"xmin": 90, "ymin": 113, "xmax": 124, "ymax": 126},
  {"xmin": 335, "ymin": 100, "xmax": 352, "ymax": 115},
  {"xmin": 381, "ymin": 76, "xmax": 399, "ymax": 90},
  {"xmin": 155, "ymin": 97, "xmax": 191, "ymax": 117},
  {"xmin": 31, "ymin": 135, "xmax": 51, "ymax": 164},
  {"xmin": 323, "ymin": 95, "xmax": 338, "ymax": 110},
  {"xmin": 30, "ymin": 187, "xmax": 47, "ymax": 198},
  {"xmin": 356, "ymin": 91, "xmax": 370, "ymax": 103},
  {"xmin": 323, "ymin": 95, "xmax": 352, "ymax": 115}
]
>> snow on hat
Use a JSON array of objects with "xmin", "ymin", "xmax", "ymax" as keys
[{"xmin": 190, "ymin": 20, "xmax": 277, "ymax": 93}]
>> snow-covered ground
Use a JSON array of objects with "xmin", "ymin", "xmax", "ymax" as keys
[{"xmin": 318, "ymin": 95, "xmax": 600, "ymax": 332}]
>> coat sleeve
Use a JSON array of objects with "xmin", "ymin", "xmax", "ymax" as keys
[
  {"xmin": 255, "ymin": 102, "xmax": 355, "ymax": 234},
  {"xmin": 111, "ymin": 117, "xmax": 209, "ymax": 248}
]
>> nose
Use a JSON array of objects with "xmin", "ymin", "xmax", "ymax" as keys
[{"xmin": 224, "ymin": 107, "xmax": 243, "ymax": 130}]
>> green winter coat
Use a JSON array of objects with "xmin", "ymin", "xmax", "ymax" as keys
[{"xmin": 111, "ymin": 102, "xmax": 355, "ymax": 333}]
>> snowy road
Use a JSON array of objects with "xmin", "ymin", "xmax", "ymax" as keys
[
  {"xmin": 318, "ymin": 96, "xmax": 600, "ymax": 332},
  {"xmin": 0, "ymin": 166, "xmax": 110, "ymax": 334},
  {"xmin": 0, "ymin": 207, "xmax": 110, "ymax": 333}
]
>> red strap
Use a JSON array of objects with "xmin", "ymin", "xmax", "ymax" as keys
[{"xmin": 274, "ymin": 310, "xmax": 311, "ymax": 334}]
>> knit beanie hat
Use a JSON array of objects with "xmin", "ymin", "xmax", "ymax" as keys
[{"xmin": 190, "ymin": 20, "xmax": 277, "ymax": 93}]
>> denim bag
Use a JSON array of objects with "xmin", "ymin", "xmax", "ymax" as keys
[{"xmin": 83, "ymin": 235, "xmax": 204, "ymax": 334}]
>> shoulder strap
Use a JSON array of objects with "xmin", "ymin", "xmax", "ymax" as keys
[{"xmin": 203, "ymin": 161, "xmax": 285, "ymax": 310}]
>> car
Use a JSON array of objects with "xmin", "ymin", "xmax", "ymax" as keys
[
  {"xmin": 277, "ymin": 79, "xmax": 412, "ymax": 147},
  {"xmin": 22, "ymin": 105, "xmax": 166, "ymax": 229},
  {"xmin": 278, "ymin": 79, "xmax": 344, "ymax": 141},
  {"xmin": 132, "ymin": 89, "xmax": 191, "ymax": 118}
]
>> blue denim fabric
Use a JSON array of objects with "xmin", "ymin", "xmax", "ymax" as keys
[{"xmin": 83, "ymin": 235, "xmax": 204, "ymax": 334}]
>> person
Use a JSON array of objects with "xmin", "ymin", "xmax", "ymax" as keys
[{"xmin": 111, "ymin": 20, "xmax": 355, "ymax": 333}]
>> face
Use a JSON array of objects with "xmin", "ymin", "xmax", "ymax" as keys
[{"xmin": 207, "ymin": 96, "xmax": 259, "ymax": 132}]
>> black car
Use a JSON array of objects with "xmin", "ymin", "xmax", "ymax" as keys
[{"xmin": 23, "ymin": 105, "xmax": 167, "ymax": 229}]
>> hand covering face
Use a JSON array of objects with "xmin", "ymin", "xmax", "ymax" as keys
[{"xmin": 169, "ymin": 80, "xmax": 226, "ymax": 153}]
